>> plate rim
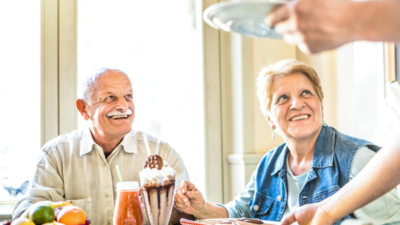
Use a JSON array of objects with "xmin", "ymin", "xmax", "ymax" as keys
[
  {"xmin": 203, "ymin": 0, "xmax": 288, "ymax": 23},
  {"xmin": 203, "ymin": 0, "xmax": 286, "ymax": 38},
  {"xmin": 197, "ymin": 218, "xmax": 280, "ymax": 225}
]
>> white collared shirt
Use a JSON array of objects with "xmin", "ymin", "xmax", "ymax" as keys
[{"xmin": 13, "ymin": 129, "xmax": 189, "ymax": 225}]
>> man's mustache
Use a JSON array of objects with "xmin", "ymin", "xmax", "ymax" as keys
[{"xmin": 106, "ymin": 108, "xmax": 133, "ymax": 117}]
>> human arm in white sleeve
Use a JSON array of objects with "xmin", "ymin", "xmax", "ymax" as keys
[
  {"xmin": 12, "ymin": 149, "xmax": 65, "ymax": 219},
  {"xmin": 350, "ymin": 147, "xmax": 400, "ymax": 224}
]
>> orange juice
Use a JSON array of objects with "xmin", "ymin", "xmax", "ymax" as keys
[{"xmin": 114, "ymin": 182, "xmax": 143, "ymax": 225}]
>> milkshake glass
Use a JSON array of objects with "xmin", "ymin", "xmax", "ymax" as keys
[{"xmin": 140, "ymin": 167, "xmax": 176, "ymax": 225}]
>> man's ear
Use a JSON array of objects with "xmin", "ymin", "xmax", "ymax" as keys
[{"xmin": 76, "ymin": 99, "xmax": 90, "ymax": 121}]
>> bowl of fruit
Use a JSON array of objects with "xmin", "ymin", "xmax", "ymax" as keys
[{"xmin": 2, "ymin": 201, "xmax": 90, "ymax": 225}]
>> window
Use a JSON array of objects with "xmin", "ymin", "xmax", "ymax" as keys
[
  {"xmin": 336, "ymin": 42, "xmax": 387, "ymax": 144},
  {"xmin": 76, "ymin": 0, "xmax": 205, "ymax": 192},
  {"xmin": 0, "ymin": 0, "xmax": 41, "ymax": 207}
]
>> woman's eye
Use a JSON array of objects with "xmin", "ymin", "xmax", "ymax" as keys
[
  {"xmin": 277, "ymin": 95, "xmax": 289, "ymax": 103},
  {"xmin": 301, "ymin": 90, "xmax": 312, "ymax": 96}
]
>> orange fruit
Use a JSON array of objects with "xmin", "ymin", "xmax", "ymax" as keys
[{"xmin": 57, "ymin": 206, "xmax": 87, "ymax": 225}]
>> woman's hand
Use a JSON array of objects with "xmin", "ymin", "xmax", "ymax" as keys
[
  {"xmin": 281, "ymin": 201, "xmax": 336, "ymax": 225},
  {"xmin": 174, "ymin": 180, "xmax": 206, "ymax": 216}
]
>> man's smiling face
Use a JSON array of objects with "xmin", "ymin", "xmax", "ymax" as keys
[{"xmin": 85, "ymin": 70, "xmax": 135, "ymax": 140}]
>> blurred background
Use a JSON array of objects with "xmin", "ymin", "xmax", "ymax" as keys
[{"xmin": 1, "ymin": 0, "xmax": 399, "ymax": 219}]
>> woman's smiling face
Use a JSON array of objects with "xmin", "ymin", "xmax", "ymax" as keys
[{"xmin": 268, "ymin": 73, "xmax": 323, "ymax": 140}]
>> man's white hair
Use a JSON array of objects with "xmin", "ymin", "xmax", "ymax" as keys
[{"xmin": 80, "ymin": 68, "xmax": 129, "ymax": 104}]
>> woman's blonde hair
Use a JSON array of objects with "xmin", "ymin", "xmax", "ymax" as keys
[{"xmin": 256, "ymin": 59, "xmax": 324, "ymax": 115}]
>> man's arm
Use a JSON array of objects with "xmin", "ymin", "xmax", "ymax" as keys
[
  {"xmin": 266, "ymin": 0, "xmax": 400, "ymax": 54},
  {"xmin": 13, "ymin": 150, "xmax": 65, "ymax": 219},
  {"xmin": 282, "ymin": 133, "xmax": 400, "ymax": 225}
]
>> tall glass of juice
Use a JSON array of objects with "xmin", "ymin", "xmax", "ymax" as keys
[{"xmin": 114, "ymin": 181, "xmax": 143, "ymax": 225}]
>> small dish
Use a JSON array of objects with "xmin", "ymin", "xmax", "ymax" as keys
[{"xmin": 203, "ymin": 0, "xmax": 287, "ymax": 39}]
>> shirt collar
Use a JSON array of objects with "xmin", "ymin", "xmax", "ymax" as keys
[
  {"xmin": 271, "ymin": 126, "xmax": 335, "ymax": 175},
  {"xmin": 80, "ymin": 128, "xmax": 138, "ymax": 156},
  {"xmin": 80, "ymin": 128, "xmax": 96, "ymax": 156},
  {"xmin": 120, "ymin": 131, "xmax": 137, "ymax": 154}
]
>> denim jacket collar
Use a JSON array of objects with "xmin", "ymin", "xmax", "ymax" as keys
[
  {"xmin": 271, "ymin": 145, "xmax": 289, "ymax": 176},
  {"xmin": 311, "ymin": 126, "xmax": 335, "ymax": 168},
  {"xmin": 271, "ymin": 126, "xmax": 335, "ymax": 176}
]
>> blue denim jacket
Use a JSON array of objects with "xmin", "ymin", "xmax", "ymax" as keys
[{"xmin": 248, "ymin": 126, "xmax": 380, "ymax": 224}]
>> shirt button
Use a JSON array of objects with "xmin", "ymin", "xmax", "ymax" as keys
[
  {"xmin": 105, "ymin": 193, "xmax": 110, "ymax": 198},
  {"xmin": 253, "ymin": 205, "xmax": 259, "ymax": 211},
  {"xmin": 277, "ymin": 195, "xmax": 281, "ymax": 201}
]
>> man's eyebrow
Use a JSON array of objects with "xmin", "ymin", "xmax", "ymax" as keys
[{"xmin": 101, "ymin": 90, "xmax": 133, "ymax": 95}]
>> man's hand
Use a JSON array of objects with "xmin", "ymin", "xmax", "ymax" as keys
[
  {"xmin": 265, "ymin": 0, "xmax": 359, "ymax": 54},
  {"xmin": 281, "ymin": 202, "xmax": 336, "ymax": 225},
  {"xmin": 174, "ymin": 180, "xmax": 205, "ymax": 216}
]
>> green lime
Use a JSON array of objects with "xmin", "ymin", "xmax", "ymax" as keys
[{"xmin": 29, "ymin": 203, "xmax": 55, "ymax": 225}]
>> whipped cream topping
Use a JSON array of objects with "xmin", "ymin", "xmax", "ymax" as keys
[{"xmin": 140, "ymin": 161, "xmax": 175, "ymax": 185}]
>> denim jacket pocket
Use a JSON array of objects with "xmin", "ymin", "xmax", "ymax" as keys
[
  {"xmin": 249, "ymin": 191, "xmax": 275, "ymax": 218},
  {"xmin": 313, "ymin": 185, "xmax": 340, "ymax": 202}
]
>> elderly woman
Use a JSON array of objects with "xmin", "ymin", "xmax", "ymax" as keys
[{"xmin": 175, "ymin": 59, "xmax": 400, "ymax": 224}]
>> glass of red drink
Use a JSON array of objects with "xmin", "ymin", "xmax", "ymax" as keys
[{"xmin": 114, "ymin": 181, "xmax": 143, "ymax": 225}]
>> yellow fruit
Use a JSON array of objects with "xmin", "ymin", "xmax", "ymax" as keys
[
  {"xmin": 29, "ymin": 203, "xmax": 55, "ymax": 225},
  {"xmin": 11, "ymin": 218, "xmax": 35, "ymax": 225},
  {"xmin": 50, "ymin": 201, "xmax": 73, "ymax": 209}
]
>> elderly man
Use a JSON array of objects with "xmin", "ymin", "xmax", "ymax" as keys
[{"xmin": 13, "ymin": 68, "xmax": 190, "ymax": 225}]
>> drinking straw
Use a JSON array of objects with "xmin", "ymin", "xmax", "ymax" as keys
[
  {"xmin": 155, "ymin": 140, "xmax": 161, "ymax": 155},
  {"xmin": 115, "ymin": 165, "xmax": 123, "ymax": 182},
  {"xmin": 143, "ymin": 134, "xmax": 152, "ymax": 156}
]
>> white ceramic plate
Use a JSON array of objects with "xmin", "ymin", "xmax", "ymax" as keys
[
  {"xmin": 203, "ymin": 0, "xmax": 287, "ymax": 39},
  {"xmin": 197, "ymin": 218, "xmax": 280, "ymax": 225}
]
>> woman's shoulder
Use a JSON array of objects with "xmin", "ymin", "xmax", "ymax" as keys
[{"xmin": 330, "ymin": 126, "xmax": 380, "ymax": 151}]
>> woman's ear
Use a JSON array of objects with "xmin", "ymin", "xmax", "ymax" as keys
[
  {"xmin": 76, "ymin": 99, "xmax": 90, "ymax": 121},
  {"xmin": 266, "ymin": 115, "xmax": 275, "ymax": 129}
]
